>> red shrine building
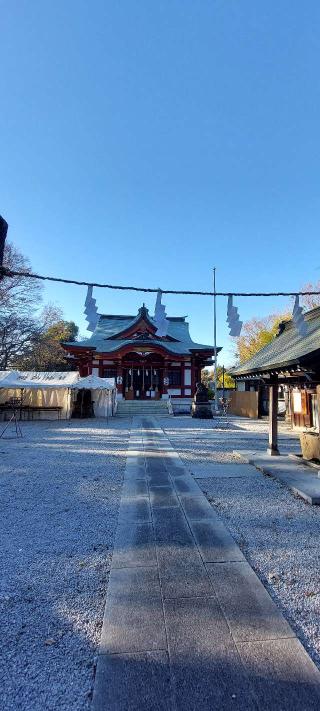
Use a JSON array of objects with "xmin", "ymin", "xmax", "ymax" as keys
[{"xmin": 63, "ymin": 304, "xmax": 218, "ymax": 401}]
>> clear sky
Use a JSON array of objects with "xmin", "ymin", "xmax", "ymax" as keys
[{"xmin": 1, "ymin": 1, "xmax": 320, "ymax": 365}]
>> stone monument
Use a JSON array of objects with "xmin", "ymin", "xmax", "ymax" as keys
[{"xmin": 191, "ymin": 382, "xmax": 213, "ymax": 419}]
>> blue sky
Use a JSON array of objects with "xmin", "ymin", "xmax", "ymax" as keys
[{"xmin": 1, "ymin": 1, "xmax": 320, "ymax": 365}]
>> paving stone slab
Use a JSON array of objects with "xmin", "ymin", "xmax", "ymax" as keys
[
  {"xmin": 92, "ymin": 651, "xmax": 173, "ymax": 711},
  {"xmin": 156, "ymin": 545, "xmax": 213, "ymax": 599},
  {"xmin": 125, "ymin": 458, "xmax": 145, "ymax": 467},
  {"xmin": 206, "ymin": 562, "xmax": 294, "ymax": 642},
  {"xmin": 149, "ymin": 480, "xmax": 176, "ymax": 492},
  {"xmin": 179, "ymin": 494, "xmax": 218, "ymax": 521},
  {"xmin": 189, "ymin": 520, "xmax": 245, "ymax": 563},
  {"xmin": 165, "ymin": 598, "xmax": 256, "ymax": 708},
  {"xmin": 164, "ymin": 596, "xmax": 231, "ymax": 650},
  {"xmin": 118, "ymin": 496, "xmax": 152, "ymax": 523},
  {"xmin": 191, "ymin": 463, "xmax": 258, "ymax": 479},
  {"xmin": 290, "ymin": 482, "xmax": 320, "ymax": 505},
  {"xmin": 164, "ymin": 460, "xmax": 186, "ymax": 473},
  {"xmin": 238, "ymin": 638, "xmax": 320, "ymax": 710},
  {"xmin": 150, "ymin": 485, "xmax": 180, "ymax": 508},
  {"xmin": 239, "ymin": 451, "xmax": 320, "ymax": 505},
  {"xmin": 153, "ymin": 509, "xmax": 213, "ymax": 597},
  {"xmin": 124, "ymin": 464, "xmax": 147, "ymax": 480},
  {"xmin": 153, "ymin": 507, "xmax": 196, "ymax": 547},
  {"xmin": 147, "ymin": 472, "xmax": 172, "ymax": 486},
  {"xmin": 101, "ymin": 568, "xmax": 166, "ymax": 653},
  {"xmin": 146, "ymin": 462, "xmax": 170, "ymax": 474},
  {"xmin": 123, "ymin": 471, "xmax": 148, "ymax": 482},
  {"xmin": 165, "ymin": 467, "xmax": 187, "ymax": 478},
  {"xmin": 107, "ymin": 565, "xmax": 161, "ymax": 599},
  {"xmin": 171, "ymin": 475, "xmax": 202, "ymax": 495},
  {"xmin": 122, "ymin": 479, "xmax": 149, "ymax": 497},
  {"xmin": 158, "ymin": 560, "xmax": 213, "ymax": 599},
  {"xmin": 100, "ymin": 595, "xmax": 166, "ymax": 654},
  {"xmin": 112, "ymin": 522, "xmax": 157, "ymax": 568}
]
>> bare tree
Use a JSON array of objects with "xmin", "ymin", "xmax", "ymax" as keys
[
  {"xmin": 0, "ymin": 243, "xmax": 43, "ymax": 369},
  {"xmin": 0, "ymin": 242, "xmax": 42, "ymax": 315},
  {"xmin": 0, "ymin": 313, "xmax": 40, "ymax": 370},
  {"xmin": 1, "ymin": 243, "xmax": 79, "ymax": 371},
  {"xmin": 300, "ymin": 281, "xmax": 320, "ymax": 310}
]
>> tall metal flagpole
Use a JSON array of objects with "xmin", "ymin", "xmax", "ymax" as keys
[{"xmin": 213, "ymin": 267, "xmax": 218, "ymax": 413}]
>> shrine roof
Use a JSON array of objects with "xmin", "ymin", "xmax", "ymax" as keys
[
  {"xmin": 64, "ymin": 307, "xmax": 217, "ymax": 356},
  {"xmin": 231, "ymin": 306, "xmax": 320, "ymax": 377}
]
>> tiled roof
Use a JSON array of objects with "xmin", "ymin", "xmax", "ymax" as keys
[
  {"xmin": 64, "ymin": 308, "xmax": 216, "ymax": 356},
  {"xmin": 231, "ymin": 306, "xmax": 320, "ymax": 376}
]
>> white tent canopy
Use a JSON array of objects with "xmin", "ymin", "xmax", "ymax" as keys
[
  {"xmin": 72, "ymin": 375, "xmax": 115, "ymax": 390},
  {"xmin": 71, "ymin": 375, "xmax": 116, "ymax": 417},
  {"xmin": 0, "ymin": 370, "xmax": 79, "ymax": 389},
  {"xmin": 0, "ymin": 371, "xmax": 116, "ymax": 419}
]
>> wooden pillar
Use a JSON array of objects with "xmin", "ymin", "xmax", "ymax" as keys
[
  {"xmin": 268, "ymin": 378, "xmax": 280, "ymax": 455},
  {"xmin": 191, "ymin": 358, "xmax": 196, "ymax": 396},
  {"xmin": 284, "ymin": 385, "xmax": 292, "ymax": 424}
]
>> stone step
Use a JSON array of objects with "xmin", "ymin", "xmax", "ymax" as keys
[
  {"xmin": 117, "ymin": 404, "xmax": 168, "ymax": 408},
  {"xmin": 117, "ymin": 405, "xmax": 167, "ymax": 407},
  {"xmin": 116, "ymin": 400, "xmax": 170, "ymax": 416},
  {"xmin": 117, "ymin": 409, "xmax": 168, "ymax": 413}
]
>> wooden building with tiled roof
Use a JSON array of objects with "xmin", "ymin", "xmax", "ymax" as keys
[
  {"xmin": 63, "ymin": 304, "xmax": 219, "ymax": 402},
  {"xmin": 231, "ymin": 306, "xmax": 320, "ymax": 453}
]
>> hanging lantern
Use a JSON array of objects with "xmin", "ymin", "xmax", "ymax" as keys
[{"xmin": 227, "ymin": 295, "xmax": 242, "ymax": 337}]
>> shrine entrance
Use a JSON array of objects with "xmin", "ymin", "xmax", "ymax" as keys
[{"xmin": 122, "ymin": 353, "xmax": 164, "ymax": 400}]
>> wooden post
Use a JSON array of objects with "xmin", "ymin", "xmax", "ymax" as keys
[
  {"xmin": 191, "ymin": 357, "xmax": 196, "ymax": 396},
  {"xmin": 267, "ymin": 378, "xmax": 280, "ymax": 455},
  {"xmin": 284, "ymin": 385, "xmax": 292, "ymax": 424}
]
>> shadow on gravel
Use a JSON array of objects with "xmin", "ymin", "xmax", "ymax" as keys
[{"xmin": 0, "ymin": 419, "xmax": 129, "ymax": 711}]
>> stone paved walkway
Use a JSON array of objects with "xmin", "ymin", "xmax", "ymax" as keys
[
  {"xmin": 92, "ymin": 419, "xmax": 320, "ymax": 710},
  {"xmin": 237, "ymin": 450, "xmax": 320, "ymax": 505}
]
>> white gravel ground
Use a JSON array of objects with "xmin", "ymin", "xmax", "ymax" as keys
[
  {"xmin": 0, "ymin": 418, "xmax": 129, "ymax": 711},
  {"xmin": 3, "ymin": 412, "xmax": 320, "ymax": 709},
  {"xmin": 160, "ymin": 415, "xmax": 320, "ymax": 669}
]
